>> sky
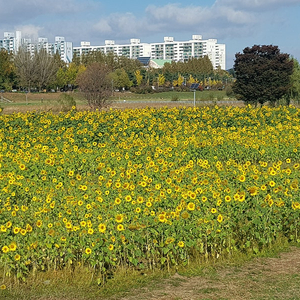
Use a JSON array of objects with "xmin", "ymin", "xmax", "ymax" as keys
[{"xmin": 0, "ymin": 0, "xmax": 300, "ymax": 69}]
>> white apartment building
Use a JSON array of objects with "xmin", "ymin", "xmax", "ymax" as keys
[
  {"xmin": 0, "ymin": 31, "xmax": 225, "ymax": 69},
  {"xmin": 0, "ymin": 32, "xmax": 18, "ymax": 53},
  {"xmin": 73, "ymin": 35, "xmax": 226, "ymax": 69},
  {"xmin": 73, "ymin": 38, "xmax": 152, "ymax": 61},
  {"xmin": 53, "ymin": 37, "xmax": 73, "ymax": 63},
  {"xmin": 0, "ymin": 31, "xmax": 73, "ymax": 63}
]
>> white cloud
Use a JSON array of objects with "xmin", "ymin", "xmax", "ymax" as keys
[
  {"xmin": 95, "ymin": 0, "xmax": 293, "ymax": 42},
  {"xmin": 145, "ymin": 4, "xmax": 211, "ymax": 25},
  {"xmin": 91, "ymin": 2, "xmax": 258, "ymax": 41},
  {"xmin": 14, "ymin": 24, "xmax": 43, "ymax": 41},
  {"xmin": 93, "ymin": 13, "xmax": 143, "ymax": 38},
  {"xmin": 93, "ymin": 20, "xmax": 113, "ymax": 34},
  {"xmin": 0, "ymin": 0, "xmax": 94, "ymax": 27},
  {"xmin": 146, "ymin": 3, "xmax": 255, "ymax": 26},
  {"xmin": 215, "ymin": 0, "xmax": 300, "ymax": 11},
  {"xmin": 0, "ymin": 0, "xmax": 79, "ymax": 15}
]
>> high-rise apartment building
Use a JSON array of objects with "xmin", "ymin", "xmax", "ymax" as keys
[
  {"xmin": 0, "ymin": 31, "xmax": 226, "ymax": 69},
  {"xmin": 54, "ymin": 37, "xmax": 73, "ymax": 63},
  {"xmin": 73, "ymin": 38, "xmax": 151, "ymax": 61},
  {"xmin": 73, "ymin": 35, "xmax": 226, "ymax": 69},
  {"xmin": 0, "ymin": 31, "xmax": 73, "ymax": 63},
  {"xmin": 0, "ymin": 32, "xmax": 17, "ymax": 53}
]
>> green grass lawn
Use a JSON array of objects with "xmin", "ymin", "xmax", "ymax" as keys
[
  {"xmin": 0, "ymin": 90, "xmax": 234, "ymax": 114},
  {"xmin": 0, "ymin": 90, "xmax": 230, "ymax": 104},
  {"xmin": 111, "ymin": 90, "xmax": 229, "ymax": 101}
]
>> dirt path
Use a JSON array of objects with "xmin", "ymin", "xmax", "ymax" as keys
[{"xmin": 118, "ymin": 247, "xmax": 300, "ymax": 300}]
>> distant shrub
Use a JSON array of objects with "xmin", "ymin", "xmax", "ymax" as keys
[
  {"xmin": 57, "ymin": 93, "xmax": 76, "ymax": 112},
  {"xmin": 130, "ymin": 86, "xmax": 154, "ymax": 94},
  {"xmin": 174, "ymin": 86, "xmax": 190, "ymax": 92},
  {"xmin": 171, "ymin": 95, "xmax": 180, "ymax": 101},
  {"xmin": 225, "ymin": 84, "xmax": 234, "ymax": 98}
]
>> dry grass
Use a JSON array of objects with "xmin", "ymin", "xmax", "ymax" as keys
[
  {"xmin": 1, "ymin": 244, "xmax": 300, "ymax": 300},
  {"xmin": 0, "ymin": 91, "xmax": 89, "ymax": 114},
  {"xmin": 118, "ymin": 246, "xmax": 300, "ymax": 300},
  {"xmin": 0, "ymin": 91, "xmax": 241, "ymax": 115}
]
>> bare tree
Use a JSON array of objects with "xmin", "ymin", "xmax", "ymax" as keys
[
  {"xmin": 14, "ymin": 48, "xmax": 60, "ymax": 91},
  {"xmin": 77, "ymin": 62, "xmax": 112, "ymax": 109},
  {"xmin": 14, "ymin": 48, "xmax": 36, "ymax": 91},
  {"xmin": 34, "ymin": 49, "xmax": 60, "ymax": 91}
]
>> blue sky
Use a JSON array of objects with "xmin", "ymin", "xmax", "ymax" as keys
[{"xmin": 0, "ymin": 0, "xmax": 300, "ymax": 69}]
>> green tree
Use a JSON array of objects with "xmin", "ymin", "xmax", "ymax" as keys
[
  {"xmin": 284, "ymin": 58, "xmax": 300, "ymax": 105},
  {"xmin": 0, "ymin": 49, "xmax": 16, "ymax": 90},
  {"xmin": 116, "ymin": 56, "xmax": 142, "ymax": 73},
  {"xmin": 232, "ymin": 45, "xmax": 294, "ymax": 106},
  {"xmin": 56, "ymin": 63, "xmax": 86, "ymax": 91},
  {"xmin": 55, "ymin": 67, "xmax": 68, "ymax": 90},
  {"xmin": 109, "ymin": 68, "xmax": 132, "ymax": 90}
]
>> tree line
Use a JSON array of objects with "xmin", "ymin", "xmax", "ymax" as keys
[
  {"xmin": 0, "ymin": 48, "xmax": 232, "ymax": 93},
  {"xmin": 1, "ymin": 45, "xmax": 300, "ymax": 109}
]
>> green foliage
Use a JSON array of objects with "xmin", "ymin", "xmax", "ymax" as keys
[
  {"xmin": 284, "ymin": 58, "xmax": 300, "ymax": 105},
  {"xmin": 129, "ymin": 85, "xmax": 154, "ymax": 94},
  {"xmin": 73, "ymin": 52, "xmax": 231, "ymax": 91},
  {"xmin": 0, "ymin": 49, "xmax": 17, "ymax": 91},
  {"xmin": 163, "ymin": 56, "xmax": 213, "ymax": 76},
  {"xmin": 0, "ymin": 105, "xmax": 300, "ymax": 288},
  {"xmin": 79, "ymin": 51, "xmax": 142, "ymax": 73},
  {"xmin": 233, "ymin": 45, "xmax": 294, "ymax": 106},
  {"xmin": 55, "ymin": 63, "xmax": 86, "ymax": 91},
  {"xmin": 225, "ymin": 84, "xmax": 234, "ymax": 98},
  {"xmin": 171, "ymin": 95, "xmax": 179, "ymax": 101},
  {"xmin": 109, "ymin": 68, "xmax": 132, "ymax": 90}
]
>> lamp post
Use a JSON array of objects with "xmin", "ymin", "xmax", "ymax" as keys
[{"xmin": 190, "ymin": 83, "xmax": 199, "ymax": 107}]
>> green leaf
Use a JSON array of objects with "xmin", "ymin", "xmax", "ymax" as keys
[
  {"xmin": 163, "ymin": 247, "xmax": 169, "ymax": 255},
  {"xmin": 135, "ymin": 249, "xmax": 142, "ymax": 257}
]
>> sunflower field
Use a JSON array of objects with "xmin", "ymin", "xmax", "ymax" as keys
[{"xmin": 0, "ymin": 105, "xmax": 300, "ymax": 282}]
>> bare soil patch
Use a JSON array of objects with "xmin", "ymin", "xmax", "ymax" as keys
[{"xmin": 117, "ymin": 247, "xmax": 300, "ymax": 300}]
